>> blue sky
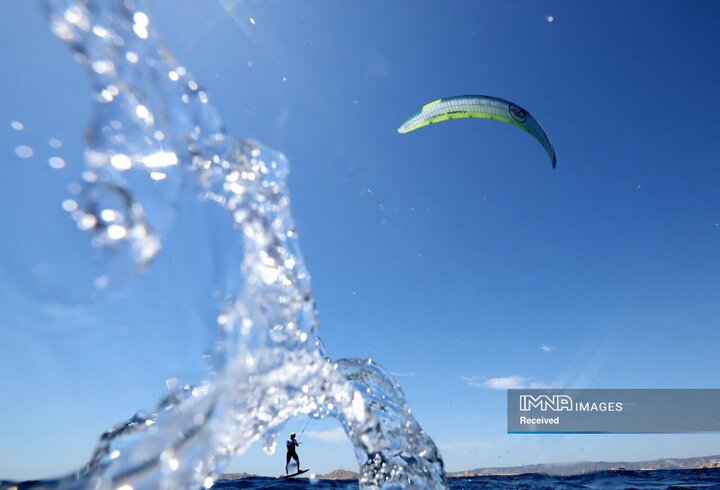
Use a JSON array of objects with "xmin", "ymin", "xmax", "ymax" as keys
[{"xmin": 1, "ymin": 0, "xmax": 720, "ymax": 480}]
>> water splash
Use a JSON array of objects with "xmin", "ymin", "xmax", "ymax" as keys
[{"xmin": 22, "ymin": 0, "xmax": 447, "ymax": 488}]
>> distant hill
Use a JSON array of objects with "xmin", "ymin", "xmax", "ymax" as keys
[
  {"xmin": 315, "ymin": 469, "xmax": 360, "ymax": 480},
  {"xmin": 219, "ymin": 472, "xmax": 258, "ymax": 479},
  {"xmin": 449, "ymin": 454, "xmax": 720, "ymax": 477}
]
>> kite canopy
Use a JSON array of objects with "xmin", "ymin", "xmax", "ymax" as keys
[{"xmin": 397, "ymin": 95, "xmax": 557, "ymax": 168}]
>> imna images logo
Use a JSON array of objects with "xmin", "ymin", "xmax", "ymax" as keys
[
  {"xmin": 518, "ymin": 394, "xmax": 623, "ymax": 413},
  {"xmin": 519, "ymin": 394, "xmax": 573, "ymax": 412}
]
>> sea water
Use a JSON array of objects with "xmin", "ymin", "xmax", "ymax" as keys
[
  {"xmin": 211, "ymin": 468, "xmax": 720, "ymax": 489},
  {"xmin": 6, "ymin": 469, "xmax": 720, "ymax": 489},
  {"xmin": 7, "ymin": 1, "xmax": 445, "ymax": 489}
]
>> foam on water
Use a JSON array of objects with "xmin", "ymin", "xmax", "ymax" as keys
[{"xmin": 23, "ymin": 1, "xmax": 447, "ymax": 488}]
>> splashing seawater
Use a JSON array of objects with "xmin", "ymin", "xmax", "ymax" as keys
[{"xmin": 24, "ymin": 0, "xmax": 447, "ymax": 488}]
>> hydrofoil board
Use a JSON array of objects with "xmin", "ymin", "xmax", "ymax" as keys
[{"xmin": 280, "ymin": 469, "xmax": 309, "ymax": 479}]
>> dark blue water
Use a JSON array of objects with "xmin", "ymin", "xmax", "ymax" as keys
[
  {"xmin": 211, "ymin": 468, "xmax": 720, "ymax": 489},
  {"xmin": 4, "ymin": 469, "xmax": 720, "ymax": 489}
]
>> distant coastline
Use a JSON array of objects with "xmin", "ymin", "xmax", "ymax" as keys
[
  {"xmin": 447, "ymin": 454, "xmax": 720, "ymax": 477},
  {"xmin": 221, "ymin": 454, "xmax": 720, "ymax": 480}
]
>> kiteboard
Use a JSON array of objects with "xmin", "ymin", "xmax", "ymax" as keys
[{"xmin": 280, "ymin": 469, "xmax": 309, "ymax": 479}]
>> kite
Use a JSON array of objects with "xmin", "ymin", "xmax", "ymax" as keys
[{"xmin": 398, "ymin": 95, "xmax": 556, "ymax": 168}]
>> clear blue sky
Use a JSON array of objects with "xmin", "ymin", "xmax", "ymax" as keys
[{"xmin": 1, "ymin": 0, "xmax": 720, "ymax": 480}]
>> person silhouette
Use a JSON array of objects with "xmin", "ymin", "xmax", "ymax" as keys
[{"xmin": 285, "ymin": 432, "xmax": 300, "ymax": 474}]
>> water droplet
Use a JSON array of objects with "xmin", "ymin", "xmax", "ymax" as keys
[
  {"xmin": 135, "ymin": 104, "xmax": 152, "ymax": 123},
  {"xmin": 14, "ymin": 145, "xmax": 33, "ymax": 158},
  {"xmin": 133, "ymin": 12, "xmax": 149, "ymax": 39},
  {"xmin": 94, "ymin": 275, "xmax": 110, "ymax": 290},
  {"xmin": 110, "ymin": 154, "xmax": 132, "ymax": 170},
  {"xmin": 49, "ymin": 156, "xmax": 66, "ymax": 169},
  {"xmin": 107, "ymin": 224, "xmax": 128, "ymax": 240},
  {"xmin": 62, "ymin": 199, "xmax": 78, "ymax": 212}
]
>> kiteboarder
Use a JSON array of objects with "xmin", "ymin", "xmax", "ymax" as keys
[{"xmin": 285, "ymin": 432, "xmax": 300, "ymax": 475}]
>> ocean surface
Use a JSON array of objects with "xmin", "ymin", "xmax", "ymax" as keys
[
  {"xmin": 211, "ymin": 469, "xmax": 720, "ymax": 489},
  {"xmin": 4, "ymin": 469, "xmax": 720, "ymax": 490}
]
